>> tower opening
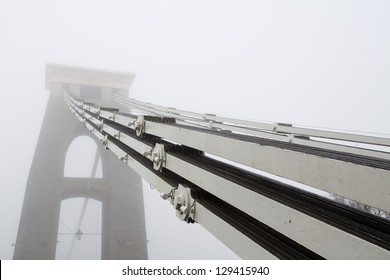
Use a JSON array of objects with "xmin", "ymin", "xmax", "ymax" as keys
[
  {"xmin": 64, "ymin": 136, "xmax": 102, "ymax": 178},
  {"xmin": 55, "ymin": 198, "xmax": 102, "ymax": 259}
]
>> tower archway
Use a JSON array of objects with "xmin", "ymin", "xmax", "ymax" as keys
[
  {"xmin": 56, "ymin": 197, "xmax": 102, "ymax": 260},
  {"xmin": 14, "ymin": 64, "xmax": 147, "ymax": 259}
]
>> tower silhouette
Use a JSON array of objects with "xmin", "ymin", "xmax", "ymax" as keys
[{"xmin": 13, "ymin": 64, "xmax": 148, "ymax": 259}]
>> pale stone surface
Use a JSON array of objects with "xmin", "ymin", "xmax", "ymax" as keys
[{"xmin": 14, "ymin": 64, "xmax": 147, "ymax": 259}]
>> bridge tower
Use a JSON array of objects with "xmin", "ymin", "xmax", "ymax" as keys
[{"xmin": 13, "ymin": 64, "xmax": 148, "ymax": 259}]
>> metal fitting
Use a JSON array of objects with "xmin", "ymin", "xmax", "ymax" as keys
[
  {"xmin": 114, "ymin": 131, "xmax": 121, "ymax": 139},
  {"xmin": 151, "ymin": 143, "xmax": 166, "ymax": 171},
  {"xmin": 160, "ymin": 192, "xmax": 172, "ymax": 200},
  {"xmin": 273, "ymin": 123, "xmax": 278, "ymax": 132},
  {"xmin": 173, "ymin": 185, "xmax": 194, "ymax": 222},
  {"xmin": 118, "ymin": 154, "xmax": 128, "ymax": 163},
  {"xmin": 100, "ymin": 135, "xmax": 108, "ymax": 146},
  {"xmin": 97, "ymin": 119, "xmax": 104, "ymax": 130},
  {"xmin": 134, "ymin": 116, "xmax": 145, "ymax": 137},
  {"xmin": 108, "ymin": 114, "xmax": 115, "ymax": 121}
]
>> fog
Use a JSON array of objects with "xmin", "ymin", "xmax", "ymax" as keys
[{"xmin": 1, "ymin": 0, "xmax": 390, "ymax": 259}]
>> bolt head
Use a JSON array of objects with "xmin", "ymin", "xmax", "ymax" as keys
[
  {"xmin": 175, "ymin": 195, "xmax": 183, "ymax": 205},
  {"xmin": 179, "ymin": 206, "xmax": 189, "ymax": 214},
  {"xmin": 153, "ymin": 155, "xmax": 160, "ymax": 164}
]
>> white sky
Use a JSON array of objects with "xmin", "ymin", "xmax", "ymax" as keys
[{"xmin": 0, "ymin": 0, "xmax": 390, "ymax": 259}]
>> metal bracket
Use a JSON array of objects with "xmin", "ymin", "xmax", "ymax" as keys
[
  {"xmin": 287, "ymin": 134, "xmax": 295, "ymax": 143},
  {"xmin": 97, "ymin": 119, "xmax": 104, "ymax": 130},
  {"xmin": 100, "ymin": 135, "xmax": 108, "ymax": 148},
  {"xmin": 108, "ymin": 113, "xmax": 116, "ymax": 121},
  {"xmin": 143, "ymin": 147, "xmax": 153, "ymax": 157},
  {"xmin": 128, "ymin": 119, "xmax": 136, "ymax": 127},
  {"xmin": 118, "ymin": 154, "xmax": 128, "ymax": 163},
  {"xmin": 173, "ymin": 185, "xmax": 195, "ymax": 222},
  {"xmin": 134, "ymin": 115, "xmax": 145, "ymax": 137},
  {"xmin": 151, "ymin": 143, "xmax": 166, "ymax": 171}
]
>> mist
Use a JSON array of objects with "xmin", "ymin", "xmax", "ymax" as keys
[{"xmin": 1, "ymin": 0, "xmax": 390, "ymax": 259}]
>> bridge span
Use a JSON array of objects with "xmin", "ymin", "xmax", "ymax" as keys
[{"xmin": 14, "ymin": 64, "xmax": 390, "ymax": 259}]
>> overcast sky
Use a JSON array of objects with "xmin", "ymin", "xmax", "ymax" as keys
[{"xmin": 1, "ymin": 0, "xmax": 390, "ymax": 260}]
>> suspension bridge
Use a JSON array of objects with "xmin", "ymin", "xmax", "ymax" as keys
[{"xmin": 13, "ymin": 64, "xmax": 390, "ymax": 259}]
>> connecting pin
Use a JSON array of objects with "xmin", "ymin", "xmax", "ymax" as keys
[{"xmin": 160, "ymin": 192, "xmax": 171, "ymax": 200}]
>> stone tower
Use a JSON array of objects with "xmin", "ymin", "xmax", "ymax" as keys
[{"xmin": 13, "ymin": 64, "xmax": 148, "ymax": 259}]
